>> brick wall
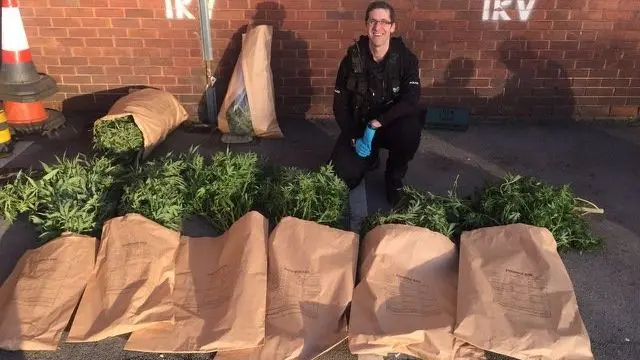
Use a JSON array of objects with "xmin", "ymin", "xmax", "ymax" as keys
[{"xmin": 11, "ymin": 0, "xmax": 640, "ymax": 121}]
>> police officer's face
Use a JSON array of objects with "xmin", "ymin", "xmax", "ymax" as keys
[{"xmin": 366, "ymin": 9, "xmax": 396, "ymax": 47}]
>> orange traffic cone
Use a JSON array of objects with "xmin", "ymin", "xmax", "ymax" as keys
[{"xmin": 0, "ymin": 0, "xmax": 65, "ymax": 134}]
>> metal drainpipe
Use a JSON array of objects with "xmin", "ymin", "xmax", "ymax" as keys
[{"xmin": 197, "ymin": 0, "xmax": 217, "ymax": 126}]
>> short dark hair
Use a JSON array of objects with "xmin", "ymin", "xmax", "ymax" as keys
[{"xmin": 365, "ymin": 1, "xmax": 396, "ymax": 23}]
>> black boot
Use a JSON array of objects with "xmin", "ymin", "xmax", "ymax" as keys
[
  {"xmin": 385, "ymin": 173, "xmax": 404, "ymax": 206},
  {"xmin": 385, "ymin": 180, "xmax": 402, "ymax": 206},
  {"xmin": 385, "ymin": 158, "xmax": 408, "ymax": 207}
]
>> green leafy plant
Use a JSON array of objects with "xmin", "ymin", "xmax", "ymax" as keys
[
  {"xmin": 259, "ymin": 164, "xmax": 348, "ymax": 228},
  {"xmin": 92, "ymin": 116, "xmax": 144, "ymax": 161},
  {"xmin": 226, "ymin": 91, "xmax": 253, "ymax": 136},
  {"xmin": 361, "ymin": 174, "xmax": 603, "ymax": 252},
  {"xmin": 360, "ymin": 182, "xmax": 483, "ymax": 239},
  {"xmin": 119, "ymin": 153, "xmax": 188, "ymax": 231},
  {"xmin": 30, "ymin": 155, "xmax": 123, "ymax": 241},
  {"xmin": 184, "ymin": 149, "xmax": 260, "ymax": 233},
  {"xmin": 473, "ymin": 174, "xmax": 603, "ymax": 252},
  {"xmin": 0, "ymin": 155, "xmax": 124, "ymax": 241},
  {"xmin": 0, "ymin": 169, "xmax": 42, "ymax": 224}
]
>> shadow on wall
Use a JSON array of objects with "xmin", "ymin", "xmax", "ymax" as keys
[
  {"xmin": 202, "ymin": 1, "xmax": 312, "ymax": 123},
  {"xmin": 417, "ymin": 43, "xmax": 640, "ymax": 241},
  {"xmin": 421, "ymin": 37, "xmax": 576, "ymax": 123},
  {"xmin": 424, "ymin": 57, "xmax": 481, "ymax": 108},
  {"xmin": 60, "ymin": 85, "xmax": 157, "ymax": 121},
  {"xmin": 486, "ymin": 36, "xmax": 575, "ymax": 122}
]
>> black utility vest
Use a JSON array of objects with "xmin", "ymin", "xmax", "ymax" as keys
[{"xmin": 345, "ymin": 38, "xmax": 403, "ymax": 121}]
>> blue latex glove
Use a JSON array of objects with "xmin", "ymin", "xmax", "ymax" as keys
[{"xmin": 355, "ymin": 125, "xmax": 377, "ymax": 157}]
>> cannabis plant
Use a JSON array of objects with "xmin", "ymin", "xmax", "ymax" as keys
[
  {"xmin": 18, "ymin": 155, "xmax": 123, "ymax": 242},
  {"xmin": 259, "ymin": 164, "xmax": 349, "ymax": 228},
  {"xmin": 184, "ymin": 149, "xmax": 261, "ymax": 233},
  {"xmin": 361, "ymin": 174, "xmax": 603, "ymax": 252},
  {"xmin": 226, "ymin": 91, "xmax": 253, "ymax": 136},
  {"xmin": 0, "ymin": 169, "xmax": 42, "ymax": 224},
  {"xmin": 92, "ymin": 116, "xmax": 144, "ymax": 162},
  {"xmin": 119, "ymin": 153, "xmax": 188, "ymax": 231},
  {"xmin": 473, "ymin": 174, "xmax": 603, "ymax": 252},
  {"xmin": 361, "ymin": 184, "xmax": 481, "ymax": 239}
]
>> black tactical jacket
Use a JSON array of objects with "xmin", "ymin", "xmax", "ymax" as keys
[{"xmin": 333, "ymin": 35, "xmax": 421, "ymax": 139}]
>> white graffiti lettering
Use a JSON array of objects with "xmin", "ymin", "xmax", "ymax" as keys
[
  {"xmin": 177, "ymin": 0, "xmax": 195, "ymax": 19},
  {"xmin": 516, "ymin": 0, "xmax": 535, "ymax": 21},
  {"xmin": 493, "ymin": 0, "xmax": 512, "ymax": 21},
  {"xmin": 483, "ymin": 0, "xmax": 536, "ymax": 22},
  {"xmin": 165, "ymin": 0, "xmax": 215, "ymax": 20}
]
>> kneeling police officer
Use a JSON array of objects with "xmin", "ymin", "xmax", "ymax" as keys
[{"xmin": 330, "ymin": 0, "xmax": 422, "ymax": 205}]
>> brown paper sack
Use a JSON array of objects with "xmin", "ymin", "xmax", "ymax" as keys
[
  {"xmin": 123, "ymin": 211, "xmax": 269, "ymax": 353},
  {"xmin": 95, "ymin": 88, "xmax": 189, "ymax": 159},
  {"xmin": 216, "ymin": 217, "xmax": 358, "ymax": 360},
  {"xmin": 66, "ymin": 214, "xmax": 181, "ymax": 342},
  {"xmin": 348, "ymin": 224, "xmax": 458, "ymax": 359},
  {"xmin": 217, "ymin": 24, "xmax": 283, "ymax": 138},
  {"xmin": 0, "ymin": 234, "xmax": 96, "ymax": 351},
  {"xmin": 454, "ymin": 224, "xmax": 594, "ymax": 359}
]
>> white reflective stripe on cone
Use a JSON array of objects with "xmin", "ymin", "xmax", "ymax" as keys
[{"xmin": 1, "ymin": 8, "xmax": 30, "ymax": 52}]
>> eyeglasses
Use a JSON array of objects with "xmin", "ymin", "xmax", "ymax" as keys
[{"xmin": 366, "ymin": 19, "xmax": 393, "ymax": 27}]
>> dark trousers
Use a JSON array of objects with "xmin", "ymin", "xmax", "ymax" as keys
[{"xmin": 329, "ymin": 114, "xmax": 422, "ymax": 190}]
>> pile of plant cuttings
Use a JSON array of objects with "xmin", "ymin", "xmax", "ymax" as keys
[
  {"xmin": 474, "ymin": 174, "xmax": 603, "ymax": 251},
  {"xmin": 227, "ymin": 93, "xmax": 253, "ymax": 136},
  {"xmin": 1, "ymin": 147, "xmax": 350, "ymax": 237},
  {"xmin": 0, "ymin": 169, "xmax": 41, "ymax": 224},
  {"xmin": 118, "ymin": 150, "xmax": 348, "ymax": 234},
  {"xmin": 92, "ymin": 115, "xmax": 144, "ymax": 162},
  {"xmin": 119, "ymin": 152, "xmax": 188, "ymax": 231},
  {"xmin": 360, "ymin": 183, "xmax": 485, "ymax": 240},
  {"xmin": 258, "ymin": 164, "xmax": 348, "ymax": 229},
  {"xmin": 362, "ymin": 174, "xmax": 604, "ymax": 252},
  {"xmin": 184, "ymin": 149, "xmax": 261, "ymax": 234},
  {"xmin": 0, "ymin": 154, "xmax": 123, "ymax": 242}
]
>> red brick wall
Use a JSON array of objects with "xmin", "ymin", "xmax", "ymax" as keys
[{"xmin": 11, "ymin": 0, "xmax": 640, "ymax": 121}]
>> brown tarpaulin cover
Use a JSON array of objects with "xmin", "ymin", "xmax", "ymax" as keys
[
  {"xmin": 217, "ymin": 24, "xmax": 283, "ymax": 138},
  {"xmin": 454, "ymin": 224, "xmax": 594, "ymax": 359},
  {"xmin": 123, "ymin": 211, "xmax": 269, "ymax": 353},
  {"xmin": 348, "ymin": 224, "xmax": 458, "ymax": 359},
  {"xmin": 0, "ymin": 234, "xmax": 96, "ymax": 350},
  {"xmin": 66, "ymin": 214, "xmax": 181, "ymax": 342},
  {"xmin": 215, "ymin": 217, "xmax": 358, "ymax": 360},
  {"xmin": 96, "ymin": 88, "xmax": 189, "ymax": 158}
]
